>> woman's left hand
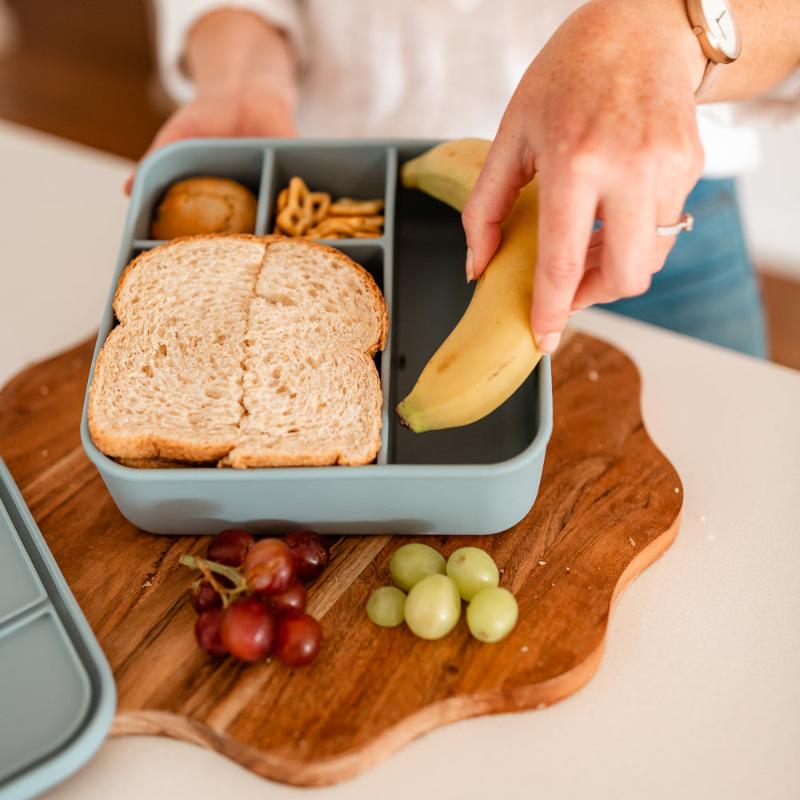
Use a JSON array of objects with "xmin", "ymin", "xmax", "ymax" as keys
[{"xmin": 462, "ymin": 0, "xmax": 707, "ymax": 353}]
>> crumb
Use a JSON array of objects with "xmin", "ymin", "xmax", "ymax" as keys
[
  {"xmin": 550, "ymin": 581, "xmax": 556, "ymax": 587},
  {"xmin": 565, "ymin": 566, "xmax": 571, "ymax": 572},
  {"xmin": 520, "ymin": 645, "xmax": 529, "ymax": 653},
  {"xmin": 629, "ymin": 536, "xmax": 636, "ymax": 547},
  {"xmin": 674, "ymin": 487, "xmax": 680, "ymax": 494},
  {"xmin": 499, "ymin": 568, "xmax": 505, "ymax": 574},
  {"xmin": 587, "ymin": 370, "xmax": 599, "ymax": 382},
  {"xmin": 40, "ymin": 449, "xmax": 48, "ymax": 458},
  {"xmin": 142, "ymin": 580, "xmax": 152, "ymax": 588},
  {"xmin": 39, "ymin": 385, "xmax": 49, "ymax": 396},
  {"xmin": 538, "ymin": 559, "xmax": 546, "ymax": 566}
]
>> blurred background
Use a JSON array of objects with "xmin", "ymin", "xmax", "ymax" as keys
[{"xmin": 0, "ymin": 0, "xmax": 797, "ymax": 369}]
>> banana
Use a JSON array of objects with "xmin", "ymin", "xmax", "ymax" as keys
[{"xmin": 396, "ymin": 138, "xmax": 541, "ymax": 433}]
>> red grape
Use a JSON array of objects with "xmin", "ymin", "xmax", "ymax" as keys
[
  {"xmin": 220, "ymin": 597, "xmax": 275, "ymax": 662},
  {"xmin": 195, "ymin": 608, "xmax": 226, "ymax": 657},
  {"xmin": 190, "ymin": 580, "xmax": 221, "ymax": 613},
  {"xmin": 243, "ymin": 539, "xmax": 295, "ymax": 596},
  {"xmin": 207, "ymin": 528, "xmax": 255, "ymax": 567},
  {"xmin": 270, "ymin": 581, "xmax": 307, "ymax": 613},
  {"xmin": 285, "ymin": 530, "xmax": 330, "ymax": 581},
  {"xmin": 274, "ymin": 609, "xmax": 322, "ymax": 667}
]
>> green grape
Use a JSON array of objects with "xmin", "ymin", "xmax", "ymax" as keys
[
  {"xmin": 367, "ymin": 586, "xmax": 407, "ymax": 627},
  {"xmin": 404, "ymin": 574, "xmax": 461, "ymax": 640},
  {"xmin": 446, "ymin": 546, "xmax": 500, "ymax": 601},
  {"xmin": 389, "ymin": 543, "xmax": 446, "ymax": 591},
  {"xmin": 466, "ymin": 587, "xmax": 518, "ymax": 643}
]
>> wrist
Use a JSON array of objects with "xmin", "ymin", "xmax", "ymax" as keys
[
  {"xmin": 186, "ymin": 9, "xmax": 297, "ymax": 109},
  {"xmin": 583, "ymin": 0, "xmax": 708, "ymax": 94}
]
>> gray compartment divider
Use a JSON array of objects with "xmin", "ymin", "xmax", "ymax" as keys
[
  {"xmin": 0, "ymin": 598, "xmax": 49, "ymax": 641},
  {"xmin": 377, "ymin": 146, "xmax": 397, "ymax": 464},
  {"xmin": 132, "ymin": 239, "xmax": 166, "ymax": 251},
  {"xmin": 0, "ymin": 501, "xmax": 46, "ymax": 628},
  {"xmin": 255, "ymin": 147, "xmax": 276, "ymax": 235}
]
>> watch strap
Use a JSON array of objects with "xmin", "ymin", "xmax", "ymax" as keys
[{"xmin": 695, "ymin": 60, "xmax": 720, "ymax": 99}]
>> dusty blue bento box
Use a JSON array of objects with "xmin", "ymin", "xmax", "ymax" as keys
[{"xmin": 80, "ymin": 139, "xmax": 552, "ymax": 535}]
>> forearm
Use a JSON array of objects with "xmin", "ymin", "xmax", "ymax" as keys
[
  {"xmin": 185, "ymin": 8, "xmax": 297, "ymax": 106},
  {"xmin": 699, "ymin": 0, "xmax": 800, "ymax": 102},
  {"xmin": 587, "ymin": 0, "xmax": 799, "ymax": 102}
]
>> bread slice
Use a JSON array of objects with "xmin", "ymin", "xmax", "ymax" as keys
[
  {"xmin": 221, "ymin": 240, "xmax": 387, "ymax": 467},
  {"xmin": 89, "ymin": 235, "xmax": 387, "ymax": 467}
]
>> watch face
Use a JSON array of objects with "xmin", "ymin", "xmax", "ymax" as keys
[{"xmin": 700, "ymin": 0, "xmax": 740, "ymax": 59}]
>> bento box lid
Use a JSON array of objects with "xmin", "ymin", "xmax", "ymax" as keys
[{"xmin": 0, "ymin": 457, "xmax": 115, "ymax": 799}]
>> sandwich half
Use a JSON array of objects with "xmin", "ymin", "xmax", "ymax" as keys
[{"xmin": 89, "ymin": 235, "xmax": 387, "ymax": 467}]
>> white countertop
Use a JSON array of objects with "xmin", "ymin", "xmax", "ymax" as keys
[{"xmin": 1, "ymin": 121, "xmax": 798, "ymax": 800}]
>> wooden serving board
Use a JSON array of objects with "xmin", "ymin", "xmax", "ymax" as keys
[{"xmin": 0, "ymin": 332, "xmax": 682, "ymax": 787}]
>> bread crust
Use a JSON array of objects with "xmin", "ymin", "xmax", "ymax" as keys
[{"xmin": 90, "ymin": 234, "xmax": 387, "ymax": 468}]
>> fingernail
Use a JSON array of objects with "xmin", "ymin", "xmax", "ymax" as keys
[
  {"xmin": 537, "ymin": 332, "xmax": 561, "ymax": 354},
  {"xmin": 465, "ymin": 248, "xmax": 474, "ymax": 283}
]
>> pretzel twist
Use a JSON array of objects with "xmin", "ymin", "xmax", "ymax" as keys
[
  {"xmin": 273, "ymin": 178, "xmax": 384, "ymax": 238},
  {"xmin": 329, "ymin": 198, "xmax": 385, "ymax": 216}
]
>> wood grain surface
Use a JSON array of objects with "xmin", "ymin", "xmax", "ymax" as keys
[{"xmin": 0, "ymin": 332, "xmax": 682, "ymax": 787}]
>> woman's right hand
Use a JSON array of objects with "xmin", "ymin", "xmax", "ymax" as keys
[
  {"xmin": 125, "ymin": 85, "xmax": 296, "ymax": 194},
  {"xmin": 125, "ymin": 8, "xmax": 297, "ymax": 194}
]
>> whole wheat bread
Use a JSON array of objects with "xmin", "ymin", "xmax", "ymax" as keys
[{"xmin": 89, "ymin": 235, "xmax": 387, "ymax": 467}]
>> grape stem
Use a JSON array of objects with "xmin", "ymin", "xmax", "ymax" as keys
[{"xmin": 180, "ymin": 554, "xmax": 248, "ymax": 607}]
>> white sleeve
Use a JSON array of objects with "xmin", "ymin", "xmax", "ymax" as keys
[
  {"xmin": 152, "ymin": 0, "xmax": 306, "ymax": 104},
  {"xmin": 730, "ymin": 68, "xmax": 800, "ymax": 125}
]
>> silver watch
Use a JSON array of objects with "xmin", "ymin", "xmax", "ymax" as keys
[{"xmin": 685, "ymin": 0, "xmax": 742, "ymax": 97}]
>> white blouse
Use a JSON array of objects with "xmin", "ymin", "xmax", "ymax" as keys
[{"xmin": 153, "ymin": 0, "xmax": 800, "ymax": 177}]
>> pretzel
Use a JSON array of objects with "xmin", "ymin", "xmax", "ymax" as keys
[
  {"xmin": 306, "ymin": 218, "xmax": 357, "ymax": 239},
  {"xmin": 273, "ymin": 177, "xmax": 385, "ymax": 238},
  {"xmin": 331, "ymin": 215, "xmax": 384, "ymax": 232},
  {"xmin": 276, "ymin": 188, "xmax": 289, "ymax": 212},
  {"xmin": 308, "ymin": 192, "xmax": 331, "ymax": 223},
  {"xmin": 276, "ymin": 177, "xmax": 314, "ymax": 235},
  {"xmin": 328, "ymin": 198, "xmax": 384, "ymax": 216}
]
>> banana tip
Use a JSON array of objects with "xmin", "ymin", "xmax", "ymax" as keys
[{"xmin": 395, "ymin": 401, "xmax": 427, "ymax": 434}]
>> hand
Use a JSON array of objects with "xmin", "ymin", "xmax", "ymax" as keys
[
  {"xmin": 462, "ymin": 0, "xmax": 707, "ymax": 353},
  {"xmin": 124, "ymin": 84, "xmax": 296, "ymax": 194}
]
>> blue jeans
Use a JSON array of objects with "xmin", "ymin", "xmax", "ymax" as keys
[{"xmin": 602, "ymin": 178, "xmax": 768, "ymax": 358}]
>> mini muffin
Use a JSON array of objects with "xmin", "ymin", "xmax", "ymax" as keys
[{"xmin": 150, "ymin": 176, "xmax": 258, "ymax": 239}]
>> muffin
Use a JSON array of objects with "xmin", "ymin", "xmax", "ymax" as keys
[{"xmin": 150, "ymin": 176, "xmax": 258, "ymax": 239}]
